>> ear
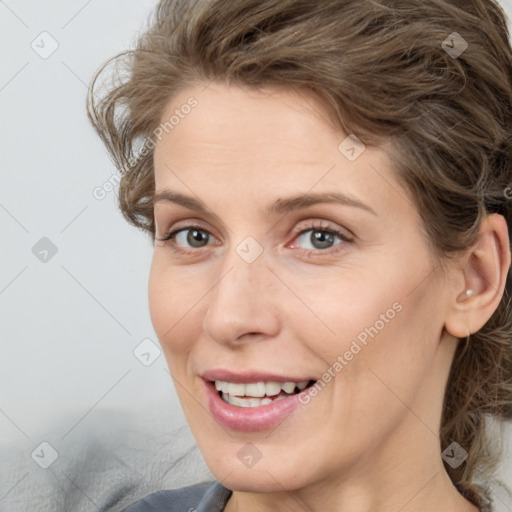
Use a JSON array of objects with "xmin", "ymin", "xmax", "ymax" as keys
[{"xmin": 444, "ymin": 214, "xmax": 511, "ymax": 338}]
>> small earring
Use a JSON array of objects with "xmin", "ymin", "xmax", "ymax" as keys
[{"xmin": 465, "ymin": 289, "xmax": 473, "ymax": 298}]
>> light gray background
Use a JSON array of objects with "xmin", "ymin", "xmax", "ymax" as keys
[{"xmin": 1, "ymin": 1, "xmax": 511, "ymax": 511}]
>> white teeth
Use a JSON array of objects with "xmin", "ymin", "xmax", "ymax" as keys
[
  {"xmin": 224, "ymin": 395, "xmax": 267, "ymax": 407},
  {"xmin": 214, "ymin": 379, "xmax": 312, "ymax": 407},
  {"xmin": 282, "ymin": 381, "xmax": 296, "ymax": 394},
  {"xmin": 214, "ymin": 381, "xmax": 227, "ymax": 393},
  {"xmin": 227, "ymin": 382, "xmax": 245, "ymax": 396},
  {"xmin": 244, "ymin": 382, "xmax": 266, "ymax": 397},
  {"xmin": 215, "ymin": 380, "xmax": 308, "ymax": 397},
  {"xmin": 265, "ymin": 381, "xmax": 282, "ymax": 396},
  {"xmin": 224, "ymin": 395, "xmax": 248, "ymax": 407}
]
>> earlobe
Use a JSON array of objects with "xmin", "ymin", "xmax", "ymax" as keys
[{"xmin": 445, "ymin": 214, "xmax": 511, "ymax": 339}]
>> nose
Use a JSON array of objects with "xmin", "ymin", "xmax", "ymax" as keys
[{"xmin": 202, "ymin": 248, "xmax": 281, "ymax": 346}]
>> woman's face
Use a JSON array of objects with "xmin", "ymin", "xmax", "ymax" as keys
[{"xmin": 149, "ymin": 82, "xmax": 457, "ymax": 492}]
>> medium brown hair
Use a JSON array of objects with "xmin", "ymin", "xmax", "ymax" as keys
[{"xmin": 87, "ymin": 0, "xmax": 512, "ymax": 509}]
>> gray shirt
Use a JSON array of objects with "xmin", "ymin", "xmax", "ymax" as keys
[{"xmin": 122, "ymin": 481, "xmax": 232, "ymax": 512}]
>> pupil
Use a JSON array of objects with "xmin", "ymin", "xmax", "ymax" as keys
[
  {"xmin": 312, "ymin": 230, "xmax": 333, "ymax": 249},
  {"xmin": 188, "ymin": 229, "xmax": 208, "ymax": 247}
]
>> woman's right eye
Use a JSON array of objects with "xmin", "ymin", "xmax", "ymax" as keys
[{"xmin": 158, "ymin": 227, "xmax": 214, "ymax": 250}]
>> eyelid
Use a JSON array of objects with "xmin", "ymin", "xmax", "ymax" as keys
[
  {"xmin": 290, "ymin": 219, "xmax": 354, "ymax": 241},
  {"xmin": 156, "ymin": 224, "xmax": 216, "ymax": 244},
  {"xmin": 155, "ymin": 218, "xmax": 215, "ymax": 241}
]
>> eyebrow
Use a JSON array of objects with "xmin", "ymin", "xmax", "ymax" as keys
[{"xmin": 152, "ymin": 190, "xmax": 377, "ymax": 216}]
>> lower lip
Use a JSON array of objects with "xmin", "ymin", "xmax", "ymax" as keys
[{"xmin": 204, "ymin": 380, "xmax": 309, "ymax": 432}]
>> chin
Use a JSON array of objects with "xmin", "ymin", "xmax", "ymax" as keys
[{"xmin": 199, "ymin": 444, "xmax": 319, "ymax": 493}]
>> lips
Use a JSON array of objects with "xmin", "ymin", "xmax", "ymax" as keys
[{"xmin": 201, "ymin": 369, "xmax": 317, "ymax": 431}]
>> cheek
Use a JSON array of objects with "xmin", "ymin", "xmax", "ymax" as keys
[
  {"xmin": 296, "ymin": 273, "xmax": 400, "ymax": 358},
  {"xmin": 148, "ymin": 255, "xmax": 203, "ymax": 359},
  {"xmin": 334, "ymin": 280, "xmax": 442, "ymax": 416},
  {"xmin": 304, "ymin": 261, "xmax": 439, "ymax": 389}
]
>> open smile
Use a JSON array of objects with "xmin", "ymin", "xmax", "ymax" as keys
[
  {"xmin": 214, "ymin": 379, "xmax": 314, "ymax": 407},
  {"xmin": 201, "ymin": 371, "xmax": 317, "ymax": 431}
]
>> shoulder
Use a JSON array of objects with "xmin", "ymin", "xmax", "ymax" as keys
[{"xmin": 122, "ymin": 481, "xmax": 231, "ymax": 512}]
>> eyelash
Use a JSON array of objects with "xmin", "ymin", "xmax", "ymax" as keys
[{"xmin": 156, "ymin": 221, "xmax": 353, "ymax": 257}]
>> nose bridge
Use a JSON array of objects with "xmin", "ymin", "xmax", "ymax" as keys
[{"xmin": 202, "ymin": 243, "xmax": 280, "ymax": 344}]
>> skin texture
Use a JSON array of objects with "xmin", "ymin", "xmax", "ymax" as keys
[{"xmin": 148, "ymin": 81, "xmax": 509, "ymax": 512}]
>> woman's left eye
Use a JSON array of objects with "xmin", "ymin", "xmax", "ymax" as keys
[{"xmin": 291, "ymin": 227, "xmax": 348, "ymax": 251}]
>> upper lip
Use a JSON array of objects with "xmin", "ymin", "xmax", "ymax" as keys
[{"xmin": 202, "ymin": 369, "xmax": 316, "ymax": 383}]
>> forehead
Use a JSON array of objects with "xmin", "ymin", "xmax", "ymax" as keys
[
  {"xmin": 154, "ymin": 82, "xmax": 344, "ymax": 165},
  {"xmin": 152, "ymin": 82, "xmax": 412, "ymax": 221}
]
